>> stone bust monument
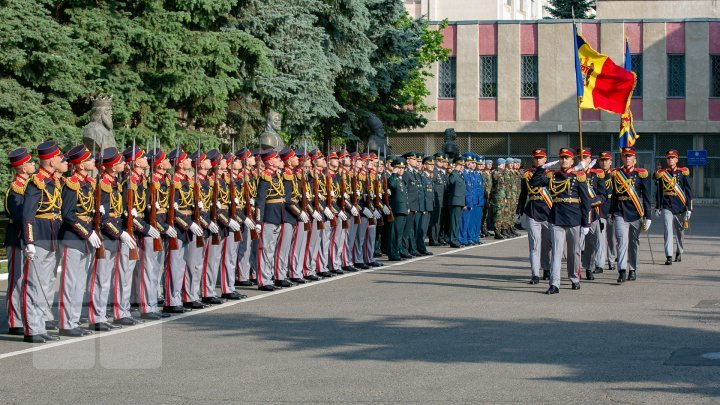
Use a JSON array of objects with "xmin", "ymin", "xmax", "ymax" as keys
[
  {"xmin": 442, "ymin": 128, "xmax": 459, "ymax": 160},
  {"xmin": 258, "ymin": 110, "xmax": 285, "ymax": 150},
  {"xmin": 83, "ymin": 96, "xmax": 117, "ymax": 150}
]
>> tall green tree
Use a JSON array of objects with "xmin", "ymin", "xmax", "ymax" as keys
[{"xmin": 544, "ymin": 0, "xmax": 595, "ymax": 19}]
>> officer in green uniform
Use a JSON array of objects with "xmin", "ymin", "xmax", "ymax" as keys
[
  {"xmin": 491, "ymin": 158, "xmax": 509, "ymax": 239},
  {"xmin": 481, "ymin": 159, "xmax": 493, "ymax": 237},
  {"xmin": 447, "ymin": 157, "xmax": 467, "ymax": 248},
  {"xmin": 387, "ymin": 158, "xmax": 408, "ymax": 261}
]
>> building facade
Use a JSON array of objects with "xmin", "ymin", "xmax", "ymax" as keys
[
  {"xmin": 404, "ymin": 0, "xmax": 547, "ymax": 21},
  {"xmin": 393, "ymin": 19, "xmax": 720, "ymax": 198}
]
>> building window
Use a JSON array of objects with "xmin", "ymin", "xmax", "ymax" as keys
[
  {"xmin": 521, "ymin": 55, "xmax": 538, "ymax": 98},
  {"xmin": 439, "ymin": 57, "xmax": 456, "ymax": 98},
  {"xmin": 519, "ymin": 0, "xmax": 525, "ymax": 12},
  {"xmin": 631, "ymin": 54, "xmax": 643, "ymax": 98},
  {"xmin": 506, "ymin": 0, "xmax": 512, "ymax": 5},
  {"xmin": 667, "ymin": 54, "xmax": 685, "ymax": 98},
  {"xmin": 479, "ymin": 56, "xmax": 498, "ymax": 98},
  {"xmin": 711, "ymin": 55, "xmax": 720, "ymax": 97}
]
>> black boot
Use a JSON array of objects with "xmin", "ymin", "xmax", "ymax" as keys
[
  {"xmin": 542, "ymin": 270, "xmax": 550, "ymax": 280},
  {"xmin": 665, "ymin": 256, "xmax": 672, "ymax": 265},
  {"xmin": 617, "ymin": 270, "xmax": 626, "ymax": 283},
  {"xmin": 675, "ymin": 252, "xmax": 682, "ymax": 262},
  {"xmin": 593, "ymin": 266, "xmax": 604, "ymax": 274},
  {"xmin": 585, "ymin": 269, "xmax": 595, "ymax": 280},
  {"xmin": 628, "ymin": 270, "xmax": 636, "ymax": 281}
]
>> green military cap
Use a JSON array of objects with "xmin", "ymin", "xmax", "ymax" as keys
[
  {"xmin": 391, "ymin": 157, "xmax": 406, "ymax": 168},
  {"xmin": 422, "ymin": 156, "xmax": 434, "ymax": 165}
]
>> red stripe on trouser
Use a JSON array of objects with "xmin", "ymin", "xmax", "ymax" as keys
[
  {"xmin": 329, "ymin": 227, "xmax": 336, "ymax": 271},
  {"xmin": 201, "ymin": 244, "xmax": 210, "ymax": 296},
  {"xmin": 58, "ymin": 247, "xmax": 67, "ymax": 328},
  {"xmin": 220, "ymin": 238, "xmax": 228, "ymax": 293},
  {"xmin": 88, "ymin": 255, "xmax": 99, "ymax": 324},
  {"xmin": 289, "ymin": 225, "xmax": 299, "ymax": 278},
  {"xmin": 182, "ymin": 270, "xmax": 189, "ymax": 303},
  {"xmin": 342, "ymin": 236, "xmax": 348, "ymax": 266},
  {"xmin": 113, "ymin": 252, "xmax": 121, "ymax": 320},
  {"xmin": 256, "ymin": 225, "xmax": 264, "ymax": 287},
  {"xmin": 7, "ymin": 247, "xmax": 16, "ymax": 328},
  {"xmin": 303, "ymin": 227, "xmax": 313, "ymax": 277},
  {"xmin": 363, "ymin": 226, "xmax": 370, "ymax": 264},
  {"xmin": 274, "ymin": 224, "xmax": 284, "ymax": 279},
  {"xmin": 139, "ymin": 238, "xmax": 147, "ymax": 313},
  {"xmin": 164, "ymin": 249, "xmax": 172, "ymax": 306},
  {"xmin": 21, "ymin": 256, "xmax": 30, "ymax": 333}
]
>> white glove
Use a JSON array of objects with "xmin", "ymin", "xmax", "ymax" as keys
[
  {"xmin": 88, "ymin": 231, "xmax": 102, "ymax": 249},
  {"xmin": 250, "ymin": 198, "xmax": 255, "ymax": 206},
  {"xmin": 155, "ymin": 201, "xmax": 161, "ymax": 210},
  {"xmin": 323, "ymin": 206, "xmax": 335, "ymax": 220},
  {"xmin": 299, "ymin": 211, "xmax": 310, "ymax": 223},
  {"xmin": 208, "ymin": 222, "xmax": 219, "ymax": 234},
  {"xmin": 229, "ymin": 219, "xmax": 241, "ymax": 232},
  {"xmin": 99, "ymin": 205, "xmax": 106, "ymax": 215},
  {"xmin": 216, "ymin": 201, "xmax": 222, "ymax": 209},
  {"xmin": 165, "ymin": 227, "xmax": 178, "ymax": 239},
  {"xmin": 243, "ymin": 217, "xmax": 256, "ymax": 230},
  {"xmin": 382, "ymin": 205, "xmax": 391, "ymax": 215},
  {"xmin": 362, "ymin": 207, "xmax": 373, "ymax": 218},
  {"xmin": 373, "ymin": 210, "xmax": 381, "ymax": 220},
  {"xmin": 643, "ymin": 219, "xmax": 652, "ymax": 231},
  {"xmin": 312, "ymin": 210, "xmax": 323, "ymax": 222},
  {"xmin": 120, "ymin": 231, "xmax": 137, "ymax": 250},
  {"xmin": 581, "ymin": 227, "xmax": 590, "ymax": 236},
  {"xmin": 25, "ymin": 244, "xmax": 36, "ymax": 261},
  {"xmin": 338, "ymin": 211, "xmax": 348, "ymax": 221},
  {"xmin": 197, "ymin": 201, "xmax": 204, "ymax": 210},
  {"xmin": 148, "ymin": 226, "xmax": 161, "ymax": 239},
  {"xmin": 234, "ymin": 197, "xmax": 240, "ymax": 205},
  {"xmin": 255, "ymin": 223, "xmax": 262, "ymax": 233},
  {"xmin": 330, "ymin": 190, "xmax": 335, "ymax": 198},
  {"xmin": 173, "ymin": 202, "xmax": 179, "ymax": 210},
  {"xmin": 350, "ymin": 206, "xmax": 360, "ymax": 216},
  {"xmin": 131, "ymin": 208, "xmax": 138, "ymax": 217},
  {"xmin": 541, "ymin": 160, "xmax": 559, "ymax": 169},
  {"xmin": 189, "ymin": 222, "xmax": 203, "ymax": 237},
  {"xmin": 343, "ymin": 193, "xmax": 350, "ymax": 199},
  {"xmin": 685, "ymin": 210, "xmax": 692, "ymax": 220},
  {"xmin": 654, "ymin": 209, "xmax": 661, "ymax": 217},
  {"xmin": 387, "ymin": 189, "xmax": 391, "ymax": 196}
]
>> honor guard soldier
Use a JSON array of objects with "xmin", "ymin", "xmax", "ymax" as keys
[
  {"xmin": 339, "ymin": 150, "xmax": 361, "ymax": 272},
  {"xmin": 595, "ymin": 151, "xmax": 615, "ymax": 273},
  {"xmin": 365, "ymin": 153, "xmax": 386, "ymax": 266},
  {"xmin": 145, "ymin": 147, "xmax": 178, "ymax": 316},
  {"xmin": 303, "ymin": 150, "xmax": 328, "ymax": 278},
  {"xmin": 217, "ymin": 152, "xmax": 246, "ymax": 300},
  {"xmin": 234, "ymin": 148, "xmax": 258, "ymax": 287},
  {"xmin": 387, "ymin": 158, "xmax": 409, "ymax": 261},
  {"xmin": 200, "ymin": 149, "xmax": 228, "ymax": 304},
  {"xmin": 88, "ymin": 147, "xmax": 136, "ymax": 331},
  {"xmin": 327, "ymin": 151, "xmax": 352, "ymax": 273},
  {"xmin": 517, "ymin": 148, "xmax": 552, "ymax": 284},
  {"xmin": 164, "ymin": 147, "xmax": 196, "ymax": 314},
  {"xmin": 57, "ymin": 145, "xmax": 99, "ymax": 336},
  {"xmin": 5, "ymin": 148, "xmax": 35, "ymax": 336},
  {"xmin": 288, "ymin": 148, "xmax": 318, "ymax": 282},
  {"xmin": 183, "ymin": 149, "xmax": 216, "ymax": 308},
  {"xmin": 611, "ymin": 147, "xmax": 652, "ymax": 283},
  {"xmin": 654, "ymin": 149, "xmax": 692, "ymax": 265},
  {"xmin": 279, "ymin": 147, "xmax": 311, "ymax": 284},
  {"xmin": 352, "ymin": 153, "xmax": 373, "ymax": 269},
  {"xmin": 417, "ymin": 156, "xmax": 435, "ymax": 255},
  {"xmin": 401, "ymin": 152, "xmax": 421, "ymax": 257},
  {"xmin": 429, "ymin": 153, "xmax": 448, "ymax": 246},
  {"xmin": 447, "ymin": 157, "xmax": 467, "ymax": 248},
  {"xmin": 577, "ymin": 148, "xmax": 606, "ymax": 281},
  {"xmin": 530, "ymin": 148, "xmax": 592, "ymax": 294},
  {"xmin": 21, "ymin": 141, "xmax": 63, "ymax": 343},
  {"xmin": 255, "ymin": 149, "xmax": 286, "ymax": 290}
]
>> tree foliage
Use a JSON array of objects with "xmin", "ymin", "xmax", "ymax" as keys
[{"xmin": 544, "ymin": 0, "xmax": 595, "ymax": 19}]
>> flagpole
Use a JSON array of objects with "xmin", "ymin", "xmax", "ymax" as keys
[{"xmin": 572, "ymin": 8, "xmax": 584, "ymax": 158}]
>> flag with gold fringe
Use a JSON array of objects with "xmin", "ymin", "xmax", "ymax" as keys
[{"xmin": 619, "ymin": 37, "xmax": 638, "ymax": 149}]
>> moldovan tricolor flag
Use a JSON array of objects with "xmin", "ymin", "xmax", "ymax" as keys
[{"xmin": 574, "ymin": 25, "xmax": 636, "ymax": 114}]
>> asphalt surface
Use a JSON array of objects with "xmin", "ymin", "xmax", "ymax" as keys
[{"xmin": 0, "ymin": 208, "xmax": 719, "ymax": 403}]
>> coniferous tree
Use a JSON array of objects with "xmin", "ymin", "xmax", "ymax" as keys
[{"xmin": 544, "ymin": 0, "xmax": 595, "ymax": 19}]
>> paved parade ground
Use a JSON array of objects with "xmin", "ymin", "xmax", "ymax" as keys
[{"xmin": 0, "ymin": 207, "xmax": 718, "ymax": 403}]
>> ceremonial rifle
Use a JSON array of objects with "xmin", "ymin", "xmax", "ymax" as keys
[
  {"xmin": 325, "ymin": 167, "xmax": 337, "ymax": 228},
  {"xmin": 167, "ymin": 140, "xmax": 180, "ymax": 251},
  {"xmin": 313, "ymin": 163, "xmax": 324, "ymax": 230},
  {"xmin": 229, "ymin": 139, "xmax": 242, "ymax": 242},
  {"xmin": 210, "ymin": 148, "xmax": 221, "ymax": 246},
  {"xmin": 382, "ymin": 146, "xmax": 394, "ymax": 223},
  {"xmin": 125, "ymin": 139, "xmax": 140, "ymax": 260},
  {"xmin": 149, "ymin": 134, "xmax": 162, "ymax": 252},
  {"xmin": 351, "ymin": 165, "xmax": 361, "ymax": 225},
  {"xmin": 339, "ymin": 165, "xmax": 349, "ymax": 229},
  {"xmin": 299, "ymin": 147, "xmax": 311, "ymax": 232},
  {"xmin": 244, "ymin": 141, "xmax": 259, "ymax": 240},
  {"xmin": 193, "ymin": 137, "xmax": 205, "ymax": 248},
  {"xmin": 93, "ymin": 137, "xmax": 106, "ymax": 259}
]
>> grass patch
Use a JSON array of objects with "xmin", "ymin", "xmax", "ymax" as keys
[{"xmin": 0, "ymin": 261, "xmax": 6, "ymax": 274}]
